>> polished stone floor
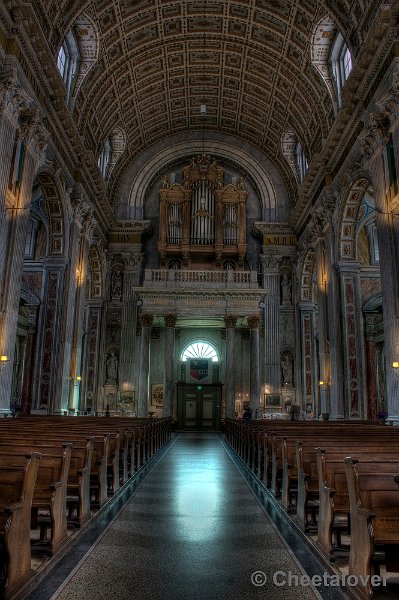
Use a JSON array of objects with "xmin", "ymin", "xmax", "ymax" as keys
[{"xmin": 31, "ymin": 433, "xmax": 335, "ymax": 600}]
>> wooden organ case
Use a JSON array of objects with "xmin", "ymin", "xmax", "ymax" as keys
[{"xmin": 158, "ymin": 156, "xmax": 247, "ymax": 269}]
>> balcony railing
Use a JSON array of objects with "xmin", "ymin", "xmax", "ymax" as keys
[{"xmin": 143, "ymin": 269, "xmax": 259, "ymax": 289}]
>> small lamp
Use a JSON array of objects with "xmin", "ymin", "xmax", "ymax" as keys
[
  {"xmin": 319, "ymin": 380, "xmax": 324, "ymax": 386},
  {"xmin": 392, "ymin": 362, "xmax": 399, "ymax": 368},
  {"xmin": 76, "ymin": 375, "xmax": 82, "ymax": 382}
]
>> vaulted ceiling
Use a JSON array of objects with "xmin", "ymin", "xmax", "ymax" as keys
[{"xmin": 27, "ymin": 0, "xmax": 384, "ymax": 200}]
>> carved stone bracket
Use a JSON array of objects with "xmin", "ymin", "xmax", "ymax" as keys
[
  {"xmin": 141, "ymin": 314, "xmax": 154, "ymax": 328},
  {"xmin": 224, "ymin": 315, "xmax": 237, "ymax": 328},
  {"xmin": 0, "ymin": 66, "xmax": 32, "ymax": 125},
  {"xmin": 164, "ymin": 314, "xmax": 177, "ymax": 328},
  {"xmin": 247, "ymin": 315, "xmax": 260, "ymax": 329}
]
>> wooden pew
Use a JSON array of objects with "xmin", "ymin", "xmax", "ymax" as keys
[
  {"xmin": 0, "ymin": 453, "xmax": 41, "ymax": 597},
  {"xmin": 316, "ymin": 450, "xmax": 399, "ymax": 561},
  {"xmin": 345, "ymin": 457, "xmax": 399, "ymax": 600},
  {"xmin": 0, "ymin": 443, "xmax": 71, "ymax": 553}
]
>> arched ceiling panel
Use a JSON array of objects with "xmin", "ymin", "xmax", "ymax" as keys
[{"xmin": 27, "ymin": 0, "xmax": 386, "ymax": 200}]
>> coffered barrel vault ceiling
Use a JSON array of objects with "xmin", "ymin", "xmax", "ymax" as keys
[{"xmin": 29, "ymin": 0, "xmax": 382, "ymax": 200}]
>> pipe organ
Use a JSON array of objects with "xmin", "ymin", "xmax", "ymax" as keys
[{"xmin": 158, "ymin": 156, "xmax": 247, "ymax": 269}]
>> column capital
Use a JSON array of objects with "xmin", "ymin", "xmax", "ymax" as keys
[
  {"xmin": 247, "ymin": 315, "xmax": 261, "ymax": 330},
  {"xmin": 224, "ymin": 315, "xmax": 237, "ymax": 328},
  {"xmin": 360, "ymin": 111, "xmax": 390, "ymax": 165},
  {"xmin": 164, "ymin": 314, "xmax": 177, "ymax": 328},
  {"xmin": 141, "ymin": 314, "xmax": 154, "ymax": 327},
  {"xmin": 0, "ymin": 67, "xmax": 32, "ymax": 126},
  {"xmin": 259, "ymin": 254, "xmax": 281, "ymax": 273}
]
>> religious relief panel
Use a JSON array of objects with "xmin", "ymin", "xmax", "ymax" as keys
[
  {"xmin": 302, "ymin": 313, "xmax": 314, "ymax": 408},
  {"xmin": 281, "ymin": 351, "xmax": 294, "ymax": 386},
  {"xmin": 342, "ymin": 276, "xmax": 362, "ymax": 418},
  {"xmin": 280, "ymin": 314, "xmax": 295, "ymax": 349},
  {"xmin": 105, "ymin": 350, "xmax": 119, "ymax": 385},
  {"xmin": 39, "ymin": 271, "xmax": 61, "ymax": 409},
  {"xmin": 158, "ymin": 155, "xmax": 247, "ymax": 269}
]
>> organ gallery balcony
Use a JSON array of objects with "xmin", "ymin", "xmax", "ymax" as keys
[{"xmin": 143, "ymin": 269, "xmax": 259, "ymax": 289}]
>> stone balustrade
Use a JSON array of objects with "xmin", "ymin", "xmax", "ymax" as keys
[{"xmin": 143, "ymin": 269, "xmax": 259, "ymax": 289}]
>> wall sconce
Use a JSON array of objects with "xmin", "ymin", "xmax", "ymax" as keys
[
  {"xmin": 319, "ymin": 380, "xmax": 325, "ymax": 386},
  {"xmin": 76, "ymin": 376, "xmax": 82, "ymax": 382},
  {"xmin": 0, "ymin": 355, "xmax": 9, "ymax": 372},
  {"xmin": 392, "ymin": 362, "xmax": 399, "ymax": 369}
]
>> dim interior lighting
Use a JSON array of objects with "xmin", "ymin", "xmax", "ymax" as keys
[{"xmin": 393, "ymin": 362, "xmax": 399, "ymax": 368}]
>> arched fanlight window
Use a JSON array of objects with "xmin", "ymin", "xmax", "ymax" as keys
[
  {"xmin": 56, "ymin": 31, "xmax": 80, "ymax": 100},
  {"xmin": 330, "ymin": 32, "xmax": 353, "ymax": 107},
  {"xmin": 98, "ymin": 138, "xmax": 111, "ymax": 179},
  {"xmin": 181, "ymin": 341, "xmax": 219, "ymax": 362},
  {"xmin": 296, "ymin": 143, "xmax": 308, "ymax": 182}
]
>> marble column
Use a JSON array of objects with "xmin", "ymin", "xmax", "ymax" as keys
[
  {"xmin": 364, "ymin": 314, "xmax": 378, "ymax": 422},
  {"xmin": 54, "ymin": 192, "xmax": 93, "ymax": 412},
  {"xmin": 314, "ymin": 237, "xmax": 331, "ymax": 416},
  {"xmin": 324, "ymin": 226, "xmax": 345, "ymax": 419},
  {"xmin": 20, "ymin": 324, "xmax": 36, "ymax": 414},
  {"xmin": 163, "ymin": 314, "xmax": 176, "ymax": 418},
  {"xmin": 0, "ymin": 69, "xmax": 31, "ymax": 281},
  {"xmin": 260, "ymin": 255, "xmax": 281, "ymax": 394},
  {"xmin": 361, "ymin": 103, "xmax": 399, "ymax": 423},
  {"xmin": 338, "ymin": 261, "xmax": 367, "ymax": 419},
  {"xmin": 138, "ymin": 314, "xmax": 153, "ymax": 417},
  {"xmin": 0, "ymin": 111, "xmax": 47, "ymax": 411},
  {"xmin": 119, "ymin": 254, "xmax": 142, "ymax": 394},
  {"xmin": 224, "ymin": 315, "xmax": 237, "ymax": 419},
  {"xmin": 248, "ymin": 315, "xmax": 260, "ymax": 416}
]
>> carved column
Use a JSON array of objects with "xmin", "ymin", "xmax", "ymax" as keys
[
  {"xmin": 338, "ymin": 261, "xmax": 367, "ymax": 419},
  {"xmin": 260, "ymin": 255, "xmax": 281, "ymax": 394},
  {"xmin": 20, "ymin": 321, "xmax": 36, "ymax": 414},
  {"xmin": 81, "ymin": 299, "xmax": 103, "ymax": 412},
  {"xmin": 138, "ymin": 314, "xmax": 153, "ymax": 417},
  {"xmin": 0, "ymin": 68, "xmax": 31, "ymax": 251},
  {"xmin": 119, "ymin": 254, "xmax": 142, "ymax": 395},
  {"xmin": 163, "ymin": 314, "xmax": 176, "ymax": 417},
  {"xmin": 313, "ymin": 236, "xmax": 331, "ymax": 416},
  {"xmin": 299, "ymin": 303, "xmax": 318, "ymax": 415},
  {"xmin": 68, "ymin": 213, "xmax": 94, "ymax": 412},
  {"xmin": 54, "ymin": 191, "xmax": 93, "ymax": 412},
  {"xmin": 224, "ymin": 315, "xmax": 237, "ymax": 418},
  {"xmin": 324, "ymin": 223, "xmax": 345, "ymax": 419},
  {"xmin": 364, "ymin": 314, "xmax": 378, "ymax": 421},
  {"xmin": 35, "ymin": 258, "xmax": 67, "ymax": 412},
  {"xmin": 360, "ymin": 92, "xmax": 399, "ymax": 422},
  {"xmin": 0, "ymin": 107, "xmax": 48, "ymax": 411},
  {"xmin": 248, "ymin": 315, "xmax": 260, "ymax": 416}
]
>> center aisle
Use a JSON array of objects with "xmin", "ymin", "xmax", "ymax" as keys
[{"xmin": 53, "ymin": 433, "xmax": 318, "ymax": 600}]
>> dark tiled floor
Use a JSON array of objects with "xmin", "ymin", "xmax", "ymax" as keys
[{"xmin": 27, "ymin": 433, "xmax": 350, "ymax": 600}]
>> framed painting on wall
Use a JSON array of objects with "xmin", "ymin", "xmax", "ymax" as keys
[
  {"xmin": 151, "ymin": 384, "xmax": 164, "ymax": 407},
  {"xmin": 264, "ymin": 394, "xmax": 282, "ymax": 408}
]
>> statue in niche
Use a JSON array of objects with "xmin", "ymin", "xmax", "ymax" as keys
[
  {"xmin": 281, "ymin": 353, "xmax": 293, "ymax": 386},
  {"xmin": 111, "ymin": 271, "xmax": 123, "ymax": 298},
  {"xmin": 281, "ymin": 273, "xmax": 291, "ymax": 304},
  {"xmin": 105, "ymin": 351, "xmax": 119, "ymax": 384}
]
